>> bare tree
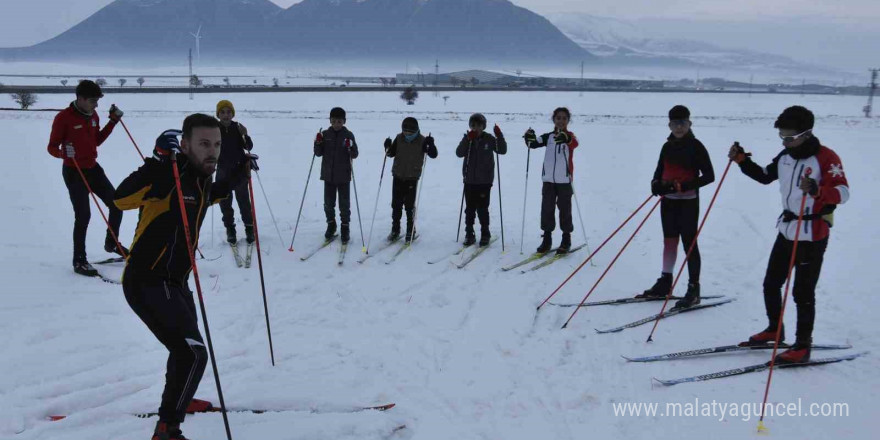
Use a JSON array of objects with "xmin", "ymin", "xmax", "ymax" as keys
[
  {"xmin": 470, "ymin": 77, "xmax": 479, "ymax": 87},
  {"xmin": 11, "ymin": 92, "xmax": 37, "ymax": 110},
  {"xmin": 442, "ymin": 95, "xmax": 450, "ymax": 105},
  {"xmin": 190, "ymin": 75, "xmax": 203, "ymax": 87},
  {"xmin": 400, "ymin": 87, "xmax": 419, "ymax": 105},
  {"xmin": 118, "ymin": 78, "xmax": 127, "ymax": 87},
  {"xmin": 380, "ymin": 78, "xmax": 388, "ymax": 87},
  {"xmin": 95, "ymin": 78, "xmax": 107, "ymax": 87},
  {"xmin": 61, "ymin": 79, "xmax": 68, "ymax": 86},
  {"xmin": 137, "ymin": 77, "xmax": 145, "ymax": 87},
  {"xmin": 223, "ymin": 77, "xmax": 230, "ymax": 87},
  {"xmin": 272, "ymin": 78, "xmax": 279, "ymax": 88},
  {"xmin": 345, "ymin": 80, "xmax": 351, "ymax": 86},
  {"xmin": 389, "ymin": 78, "xmax": 398, "ymax": 87}
]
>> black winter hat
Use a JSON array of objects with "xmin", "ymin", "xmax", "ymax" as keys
[
  {"xmin": 774, "ymin": 106, "xmax": 814, "ymax": 133},
  {"xmin": 469, "ymin": 113, "xmax": 487, "ymax": 128},
  {"xmin": 330, "ymin": 107, "xmax": 346, "ymax": 120},
  {"xmin": 76, "ymin": 80, "xmax": 104, "ymax": 99},
  {"xmin": 668, "ymin": 105, "xmax": 690, "ymax": 120},
  {"xmin": 402, "ymin": 117, "xmax": 419, "ymax": 132}
]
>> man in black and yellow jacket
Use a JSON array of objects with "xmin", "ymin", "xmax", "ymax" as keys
[{"xmin": 114, "ymin": 114, "xmax": 253, "ymax": 440}]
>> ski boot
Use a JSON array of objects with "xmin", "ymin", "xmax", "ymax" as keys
[
  {"xmin": 636, "ymin": 273, "xmax": 672, "ymax": 298},
  {"xmin": 405, "ymin": 221, "xmax": 415, "ymax": 244},
  {"xmin": 73, "ymin": 257, "xmax": 98, "ymax": 277},
  {"xmin": 340, "ymin": 223, "xmax": 351, "ymax": 244},
  {"xmin": 673, "ymin": 282, "xmax": 701, "ymax": 309},
  {"xmin": 774, "ymin": 338, "xmax": 812, "ymax": 364},
  {"xmin": 104, "ymin": 235, "xmax": 129, "ymax": 257},
  {"xmin": 739, "ymin": 324, "xmax": 785, "ymax": 347},
  {"xmin": 152, "ymin": 421, "xmax": 188, "ymax": 440},
  {"xmin": 387, "ymin": 224, "xmax": 401, "ymax": 242},
  {"xmin": 463, "ymin": 227, "xmax": 476, "ymax": 246},
  {"xmin": 226, "ymin": 226, "xmax": 237, "ymax": 244},
  {"xmin": 556, "ymin": 232, "xmax": 571, "ymax": 254},
  {"xmin": 245, "ymin": 225, "xmax": 255, "ymax": 245},
  {"xmin": 536, "ymin": 232, "xmax": 552, "ymax": 254},
  {"xmin": 479, "ymin": 227, "xmax": 491, "ymax": 247},
  {"xmin": 324, "ymin": 221, "xmax": 337, "ymax": 240}
]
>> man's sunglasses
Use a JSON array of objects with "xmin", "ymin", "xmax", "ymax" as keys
[{"xmin": 778, "ymin": 129, "xmax": 812, "ymax": 143}]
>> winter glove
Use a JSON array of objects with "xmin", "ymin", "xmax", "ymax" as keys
[
  {"xmin": 728, "ymin": 142, "xmax": 747, "ymax": 164},
  {"xmin": 344, "ymin": 138, "xmax": 353, "ymax": 152},
  {"xmin": 651, "ymin": 179, "xmax": 676, "ymax": 196},
  {"xmin": 493, "ymin": 124, "xmax": 503, "ymax": 138},
  {"xmin": 314, "ymin": 130, "xmax": 324, "ymax": 147},
  {"xmin": 467, "ymin": 130, "xmax": 478, "ymax": 141},
  {"xmin": 423, "ymin": 135, "xmax": 435, "ymax": 152},
  {"xmin": 108, "ymin": 104, "xmax": 124, "ymax": 122},
  {"xmin": 384, "ymin": 137, "xmax": 392, "ymax": 151},
  {"xmin": 64, "ymin": 143, "xmax": 76, "ymax": 159},
  {"xmin": 800, "ymin": 176, "xmax": 819, "ymax": 196},
  {"xmin": 554, "ymin": 130, "xmax": 572, "ymax": 145},
  {"xmin": 154, "ymin": 129, "xmax": 183, "ymax": 158},
  {"xmin": 244, "ymin": 153, "xmax": 259, "ymax": 176},
  {"xmin": 523, "ymin": 128, "xmax": 537, "ymax": 146}
]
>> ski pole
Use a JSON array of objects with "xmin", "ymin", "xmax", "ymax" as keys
[
  {"xmin": 365, "ymin": 154, "xmax": 388, "ymax": 254},
  {"xmin": 170, "ymin": 151, "xmax": 233, "ymax": 440},
  {"xmin": 537, "ymin": 194, "xmax": 654, "ymax": 310},
  {"xmin": 561, "ymin": 197, "xmax": 661, "ymax": 329},
  {"xmin": 412, "ymin": 144, "xmax": 429, "ymax": 238},
  {"xmin": 118, "ymin": 118, "xmax": 145, "ymax": 161},
  {"xmin": 235, "ymin": 123, "xmax": 284, "ymax": 247},
  {"xmin": 520, "ymin": 144, "xmax": 531, "ymax": 254},
  {"xmin": 350, "ymin": 157, "xmax": 366, "ymax": 251},
  {"xmin": 288, "ymin": 153, "xmax": 316, "ymax": 252},
  {"xmin": 646, "ymin": 157, "xmax": 735, "ymax": 342},
  {"xmin": 456, "ymin": 135, "xmax": 473, "ymax": 242},
  {"xmin": 496, "ymin": 150, "xmax": 506, "ymax": 252},
  {"xmin": 757, "ymin": 168, "xmax": 811, "ymax": 433},
  {"xmin": 211, "ymin": 205, "xmax": 215, "ymax": 248},
  {"xmin": 70, "ymin": 157, "xmax": 127, "ymax": 258},
  {"xmin": 247, "ymin": 174, "xmax": 276, "ymax": 366},
  {"xmin": 456, "ymin": 186, "xmax": 465, "ymax": 242},
  {"xmin": 564, "ymin": 148, "xmax": 595, "ymax": 266}
]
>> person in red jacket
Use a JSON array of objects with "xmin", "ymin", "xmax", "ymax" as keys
[
  {"xmin": 47, "ymin": 80, "xmax": 126, "ymax": 276},
  {"xmin": 730, "ymin": 106, "xmax": 850, "ymax": 364}
]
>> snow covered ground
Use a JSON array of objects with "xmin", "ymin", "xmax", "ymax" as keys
[{"xmin": 1, "ymin": 90, "xmax": 877, "ymax": 439}]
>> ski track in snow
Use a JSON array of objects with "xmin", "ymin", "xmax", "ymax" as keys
[{"xmin": 1, "ymin": 91, "xmax": 877, "ymax": 439}]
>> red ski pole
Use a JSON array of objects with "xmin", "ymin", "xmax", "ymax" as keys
[
  {"xmin": 170, "ymin": 152, "xmax": 233, "ymax": 440},
  {"xmin": 560, "ymin": 197, "xmax": 661, "ymax": 329},
  {"xmin": 70, "ymin": 158, "xmax": 127, "ymax": 258},
  {"xmin": 536, "ymin": 194, "xmax": 653, "ymax": 310},
  {"xmin": 118, "ymin": 118, "xmax": 145, "ymax": 161},
  {"xmin": 247, "ymin": 175, "xmax": 276, "ymax": 366},
  {"xmin": 645, "ymin": 157, "xmax": 735, "ymax": 342},
  {"xmin": 757, "ymin": 168, "xmax": 811, "ymax": 432}
]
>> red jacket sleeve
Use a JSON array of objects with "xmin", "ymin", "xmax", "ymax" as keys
[
  {"xmin": 47, "ymin": 113, "xmax": 65, "ymax": 159},
  {"xmin": 567, "ymin": 130, "xmax": 579, "ymax": 150},
  {"xmin": 96, "ymin": 115, "xmax": 117, "ymax": 146},
  {"xmin": 815, "ymin": 147, "xmax": 849, "ymax": 205}
]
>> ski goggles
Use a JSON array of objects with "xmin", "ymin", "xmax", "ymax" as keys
[{"xmin": 778, "ymin": 129, "xmax": 812, "ymax": 143}]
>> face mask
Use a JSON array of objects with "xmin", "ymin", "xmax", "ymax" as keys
[{"xmin": 404, "ymin": 130, "xmax": 420, "ymax": 143}]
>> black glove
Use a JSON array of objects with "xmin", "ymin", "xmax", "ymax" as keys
[
  {"xmin": 523, "ymin": 128, "xmax": 537, "ymax": 146},
  {"xmin": 109, "ymin": 104, "xmax": 124, "ymax": 122},
  {"xmin": 799, "ymin": 176, "xmax": 819, "ymax": 195},
  {"xmin": 245, "ymin": 153, "xmax": 260, "ymax": 171},
  {"xmin": 728, "ymin": 142, "xmax": 747, "ymax": 164},
  {"xmin": 384, "ymin": 137, "xmax": 392, "ymax": 151},
  {"xmin": 554, "ymin": 130, "xmax": 571, "ymax": 145},
  {"xmin": 423, "ymin": 135, "xmax": 435, "ymax": 152},
  {"xmin": 651, "ymin": 179, "xmax": 675, "ymax": 196},
  {"xmin": 154, "ymin": 129, "xmax": 183, "ymax": 158}
]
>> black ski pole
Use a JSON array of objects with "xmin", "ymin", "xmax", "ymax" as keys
[
  {"xmin": 170, "ymin": 152, "xmax": 233, "ymax": 440},
  {"xmin": 350, "ymin": 157, "xmax": 366, "ymax": 251},
  {"xmin": 365, "ymin": 154, "xmax": 388, "ymax": 254},
  {"xmin": 496, "ymin": 150, "xmax": 505, "ymax": 252},
  {"xmin": 288, "ymin": 153, "xmax": 316, "ymax": 252},
  {"xmin": 520, "ymin": 143, "xmax": 531, "ymax": 255},
  {"xmin": 247, "ymin": 173, "xmax": 275, "ymax": 366},
  {"xmin": 456, "ymin": 135, "xmax": 472, "ymax": 242}
]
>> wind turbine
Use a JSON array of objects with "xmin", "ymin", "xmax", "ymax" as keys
[{"xmin": 190, "ymin": 25, "xmax": 202, "ymax": 61}]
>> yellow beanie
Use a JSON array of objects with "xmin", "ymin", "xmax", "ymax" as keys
[{"xmin": 216, "ymin": 100, "xmax": 235, "ymax": 117}]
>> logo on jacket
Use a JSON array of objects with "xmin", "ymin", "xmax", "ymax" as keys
[
  {"xmin": 183, "ymin": 195, "xmax": 197, "ymax": 205},
  {"xmin": 91, "ymin": 120, "xmax": 97, "ymax": 127},
  {"xmin": 829, "ymin": 163, "xmax": 844, "ymax": 178}
]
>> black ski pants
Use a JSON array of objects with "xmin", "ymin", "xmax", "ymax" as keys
[
  {"xmin": 540, "ymin": 182, "xmax": 573, "ymax": 234},
  {"xmin": 62, "ymin": 164, "xmax": 123, "ymax": 263},
  {"xmin": 464, "ymin": 183, "xmax": 492, "ymax": 234},
  {"xmin": 763, "ymin": 233, "xmax": 827, "ymax": 343},
  {"xmin": 660, "ymin": 197, "xmax": 701, "ymax": 282},
  {"xmin": 391, "ymin": 177, "xmax": 418, "ymax": 230},
  {"xmin": 123, "ymin": 272, "xmax": 208, "ymax": 424},
  {"xmin": 219, "ymin": 179, "xmax": 253, "ymax": 231},
  {"xmin": 323, "ymin": 182, "xmax": 351, "ymax": 225}
]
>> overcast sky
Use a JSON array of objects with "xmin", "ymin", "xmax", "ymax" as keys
[{"xmin": 0, "ymin": 0, "xmax": 877, "ymax": 72}]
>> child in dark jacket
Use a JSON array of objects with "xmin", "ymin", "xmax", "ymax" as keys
[
  {"xmin": 455, "ymin": 113, "xmax": 508, "ymax": 247},
  {"xmin": 314, "ymin": 107, "xmax": 359, "ymax": 244},
  {"xmin": 638, "ymin": 105, "xmax": 715, "ymax": 309},
  {"xmin": 383, "ymin": 117, "xmax": 438, "ymax": 243}
]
